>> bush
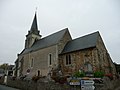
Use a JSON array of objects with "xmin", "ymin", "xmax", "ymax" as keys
[
  {"xmin": 51, "ymin": 76, "xmax": 59, "ymax": 82},
  {"xmin": 73, "ymin": 71, "xmax": 85, "ymax": 78},
  {"xmin": 59, "ymin": 76, "xmax": 67, "ymax": 84},
  {"xmin": 32, "ymin": 75, "xmax": 40, "ymax": 82},
  {"xmin": 105, "ymin": 73, "xmax": 113, "ymax": 80},
  {"xmin": 51, "ymin": 76, "xmax": 67, "ymax": 84},
  {"xmin": 94, "ymin": 71, "xmax": 104, "ymax": 78}
]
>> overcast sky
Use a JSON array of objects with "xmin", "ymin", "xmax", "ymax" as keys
[{"xmin": 0, "ymin": 0, "xmax": 120, "ymax": 65}]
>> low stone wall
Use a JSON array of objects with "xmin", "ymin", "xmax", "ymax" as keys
[
  {"xmin": 98, "ymin": 77, "xmax": 120, "ymax": 90},
  {"xmin": 6, "ymin": 77, "xmax": 81, "ymax": 90},
  {"xmin": 3, "ymin": 76, "xmax": 120, "ymax": 90}
]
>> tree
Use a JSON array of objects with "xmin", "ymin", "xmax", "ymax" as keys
[{"xmin": 0, "ymin": 63, "xmax": 8, "ymax": 70}]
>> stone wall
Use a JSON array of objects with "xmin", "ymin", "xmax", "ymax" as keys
[
  {"xmin": 59, "ymin": 35, "xmax": 116, "ymax": 76},
  {"xmin": 17, "ymin": 29, "xmax": 72, "ymax": 78},
  {"xmin": 21, "ymin": 45, "xmax": 58, "ymax": 77},
  {"xmin": 59, "ymin": 48, "xmax": 98, "ymax": 76},
  {"xmin": 6, "ymin": 77, "xmax": 79, "ymax": 90},
  {"xmin": 96, "ymin": 35, "xmax": 116, "ymax": 74},
  {"xmin": 58, "ymin": 29, "xmax": 72, "ymax": 54},
  {"xmin": 5, "ymin": 76, "xmax": 120, "ymax": 90}
]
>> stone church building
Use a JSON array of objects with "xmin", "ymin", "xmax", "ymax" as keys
[{"xmin": 14, "ymin": 13, "xmax": 116, "ymax": 77}]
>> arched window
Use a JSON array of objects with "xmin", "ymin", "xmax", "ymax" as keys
[
  {"xmin": 30, "ymin": 58, "xmax": 34, "ymax": 68},
  {"xmin": 48, "ymin": 54, "xmax": 52, "ymax": 66},
  {"xmin": 38, "ymin": 70, "xmax": 40, "ymax": 76}
]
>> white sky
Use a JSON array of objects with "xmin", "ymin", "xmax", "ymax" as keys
[{"xmin": 0, "ymin": 0, "xmax": 120, "ymax": 65}]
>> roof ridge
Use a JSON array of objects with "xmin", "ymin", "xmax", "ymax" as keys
[
  {"xmin": 72, "ymin": 31, "xmax": 99, "ymax": 41},
  {"xmin": 21, "ymin": 28, "xmax": 69, "ymax": 55},
  {"xmin": 36, "ymin": 28, "xmax": 68, "ymax": 41},
  {"xmin": 61, "ymin": 31, "xmax": 99, "ymax": 54}
]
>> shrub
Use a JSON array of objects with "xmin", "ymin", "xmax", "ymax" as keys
[
  {"xmin": 51, "ymin": 76, "xmax": 67, "ymax": 84},
  {"xmin": 51, "ymin": 76, "xmax": 59, "ymax": 82},
  {"xmin": 11, "ymin": 76, "xmax": 16, "ymax": 80},
  {"xmin": 105, "ymin": 73, "xmax": 113, "ymax": 80},
  {"xmin": 32, "ymin": 75, "xmax": 40, "ymax": 82},
  {"xmin": 73, "ymin": 71, "xmax": 85, "ymax": 78},
  {"xmin": 94, "ymin": 71, "xmax": 104, "ymax": 78},
  {"xmin": 59, "ymin": 76, "xmax": 67, "ymax": 84}
]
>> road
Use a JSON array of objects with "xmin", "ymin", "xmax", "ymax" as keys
[{"xmin": 0, "ymin": 84, "xmax": 20, "ymax": 90}]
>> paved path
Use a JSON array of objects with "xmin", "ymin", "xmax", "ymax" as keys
[{"xmin": 0, "ymin": 84, "xmax": 20, "ymax": 90}]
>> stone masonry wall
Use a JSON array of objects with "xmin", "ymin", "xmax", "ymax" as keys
[
  {"xmin": 96, "ymin": 35, "xmax": 116, "ymax": 74},
  {"xmin": 18, "ymin": 29, "xmax": 72, "ymax": 78},
  {"xmin": 59, "ymin": 48, "xmax": 98, "ymax": 76},
  {"xmin": 22, "ymin": 45, "xmax": 58, "ymax": 77},
  {"xmin": 5, "ymin": 76, "xmax": 120, "ymax": 90},
  {"xmin": 58, "ymin": 30, "xmax": 72, "ymax": 54},
  {"xmin": 59, "ymin": 35, "xmax": 116, "ymax": 76}
]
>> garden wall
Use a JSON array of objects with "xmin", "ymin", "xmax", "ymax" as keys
[
  {"xmin": 6, "ymin": 77, "xmax": 80, "ymax": 90},
  {"xmin": 3, "ymin": 76, "xmax": 120, "ymax": 90}
]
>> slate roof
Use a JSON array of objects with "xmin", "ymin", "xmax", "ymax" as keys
[
  {"xmin": 29, "ymin": 13, "xmax": 40, "ymax": 35},
  {"xmin": 30, "ymin": 13, "xmax": 38, "ymax": 31},
  {"xmin": 61, "ymin": 31, "xmax": 99, "ymax": 54},
  {"xmin": 21, "ymin": 28, "xmax": 68, "ymax": 55}
]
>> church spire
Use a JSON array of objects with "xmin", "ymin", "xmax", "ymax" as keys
[
  {"xmin": 25, "ymin": 12, "xmax": 42, "ymax": 49},
  {"xmin": 31, "ymin": 12, "xmax": 38, "ymax": 30},
  {"xmin": 29, "ymin": 12, "xmax": 39, "ymax": 35}
]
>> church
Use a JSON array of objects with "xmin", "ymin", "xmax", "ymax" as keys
[{"xmin": 13, "ymin": 13, "xmax": 116, "ymax": 78}]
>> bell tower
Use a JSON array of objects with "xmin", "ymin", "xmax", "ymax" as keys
[{"xmin": 25, "ymin": 12, "xmax": 42, "ymax": 49}]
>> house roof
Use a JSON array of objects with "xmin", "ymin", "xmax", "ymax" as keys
[
  {"xmin": 61, "ymin": 31, "xmax": 99, "ymax": 54},
  {"xmin": 21, "ymin": 28, "xmax": 68, "ymax": 55}
]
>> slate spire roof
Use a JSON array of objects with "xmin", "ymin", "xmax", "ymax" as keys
[
  {"xmin": 61, "ymin": 31, "xmax": 100, "ymax": 54},
  {"xmin": 31, "ymin": 13, "xmax": 38, "ymax": 30},
  {"xmin": 29, "ymin": 12, "xmax": 39, "ymax": 35}
]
